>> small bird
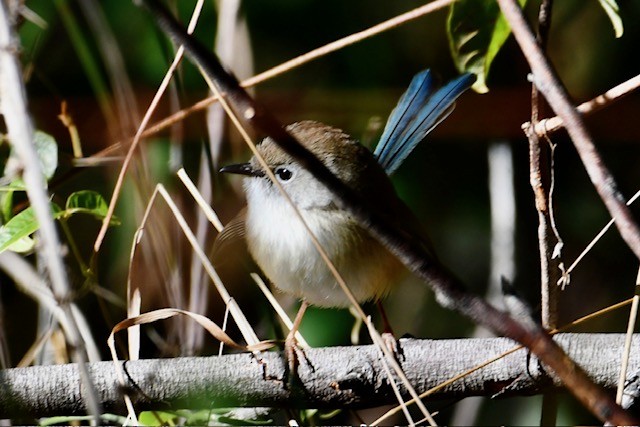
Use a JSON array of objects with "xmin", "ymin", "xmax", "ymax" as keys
[{"xmin": 218, "ymin": 70, "xmax": 474, "ymax": 312}]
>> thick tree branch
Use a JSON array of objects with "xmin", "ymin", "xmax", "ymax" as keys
[
  {"xmin": 132, "ymin": 0, "xmax": 637, "ymax": 423},
  {"xmin": 0, "ymin": 334, "xmax": 637, "ymax": 418}
]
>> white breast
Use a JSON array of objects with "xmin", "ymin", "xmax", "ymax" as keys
[{"xmin": 243, "ymin": 178, "xmax": 402, "ymax": 307}]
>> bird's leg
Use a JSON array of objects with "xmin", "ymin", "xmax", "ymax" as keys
[
  {"xmin": 377, "ymin": 301, "xmax": 404, "ymax": 360},
  {"xmin": 285, "ymin": 300, "xmax": 309, "ymax": 386},
  {"xmin": 377, "ymin": 300, "xmax": 394, "ymax": 336}
]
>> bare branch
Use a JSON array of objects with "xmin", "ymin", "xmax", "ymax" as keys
[
  {"xmin": 531, "ymin": 2, "xmax": 562, "ymax": 423},
  {"xmin": 529, "ymin": 0, "xmax": 561, "ymax": 332},
  {"xmin": 525, "ymin": 73, "xmax": 640, "ymax": 137},
  {"xmin": 0, "ymin": 334, "xmax": 637, "ymax": 419},
  {"xmin": 497, "ymin": 0, "xmax": 640, "ymax": 263}
]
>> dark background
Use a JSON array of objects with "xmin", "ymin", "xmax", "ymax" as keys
[{"xmin": 4, "ymin": 0, "xmax": 640, "ymax": 424}]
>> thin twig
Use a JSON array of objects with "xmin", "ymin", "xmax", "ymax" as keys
[
  {"xmin": 93, "ymin": 0, "xmax": 205, "ymax": 252},
  {"xmin": 497, "ymin": 0, "xmax": 640, "ymax": 262},
  {"xmin": 177, "ymin": 168, "xmax": 224, "ymax": 232},
  {"xmin": 250, "ymin": 273, "xmax": 309, "ymax": 348},
  {"xmin": 529, "ymin": 0, "xmax": 560, "ymax": 332},
  {"xmin": 524, "ymin": 73, "xmax": 640, "ymax": 137},
  {"xmin": 368, "ymin": 320, "xmax": 418, "ymax": 426},
  {"xmin": 87, "ymin": 0, "xmax": 457, "ymax": 162},
  {"xmin": 559, "ymin": 188, "xmax": 640, "ymax": 287}
]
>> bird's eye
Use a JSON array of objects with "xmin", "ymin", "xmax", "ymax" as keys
[{"xmin": 274, "ymin": 166, "xmax": 294, "ymax": 182}]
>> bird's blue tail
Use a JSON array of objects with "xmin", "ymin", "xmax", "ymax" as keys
[{"xmin": 373, "ymin": 70, "xmax": 475, "ymax": 175}]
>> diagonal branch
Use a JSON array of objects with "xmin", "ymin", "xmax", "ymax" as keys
[
  {"xmin": 88, "ymin": 0, "xmax": 457, "ymax": 162},
  {"xmin": 134, "ymin": 0, "xmax": 637, "ymax": 424},
  {"xmin": 497, "ymin": 0, "xmax": 640, "ymax": 262}
]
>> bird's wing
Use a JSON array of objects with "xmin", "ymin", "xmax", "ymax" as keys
[{"xmin": 211, "ymin": 207, "xmax": 247, "ymax": 266}]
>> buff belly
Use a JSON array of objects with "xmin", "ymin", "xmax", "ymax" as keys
[{"xmin": 245, "ymin": 195, "xmax": 403, "ymax": 307}]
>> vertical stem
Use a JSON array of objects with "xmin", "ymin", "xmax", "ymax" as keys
[
  {"xmin": 530, "ymin": 0, "xmax": 558, "ymax": 331},
  {"xmin": 530, "ymin": 1, "xmax": 558, "ymax": 425},
  {"xmin": 498, "ymin": 0, "xmax": 640, "ymax": 260}
]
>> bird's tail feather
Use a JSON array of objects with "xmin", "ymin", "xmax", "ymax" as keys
[{"xmin": 374, "ymin": 70, "xmax": 475, "ymax": 175}]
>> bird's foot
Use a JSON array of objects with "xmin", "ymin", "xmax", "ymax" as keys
[
  {"xmin": 284, "ymin": 332, "xmax": 314, "ymax": 390},
  {"xmin": 381, "ymin": 331, "xmax": 405, "ymax": 362}
]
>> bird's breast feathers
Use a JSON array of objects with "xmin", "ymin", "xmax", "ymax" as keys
[{"xmin": 244, "ymin": 182, "xmax": 402, "ymax": 307}]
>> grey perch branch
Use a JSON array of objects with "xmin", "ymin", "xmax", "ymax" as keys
[{"xmin": 0, "ymin": 334, "xmax": 637, "ymax": 418}]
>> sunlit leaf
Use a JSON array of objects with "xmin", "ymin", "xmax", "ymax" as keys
[
  {"xmin": 597, "ymin": 0, "xmax": 623, "ymax": 38},
  {"xmin": 139, "ymin": 411, "xmax": 178, "ymax": 426},
  {"xmin": 0, "ymin": 192, "xmax": 119, "ymax": 254},
  {"xmin": 447, "ymin": 0, "xmax": 527, "ymax": 93},
  {"xmin": 6, "ymin": 236, "xmax": 34, "ymax": 253},
  {"xmin": 0, "ymin": 204, "xmax": 63, "ymax": 254},
  {"xmin": 1, "ymin": 189, "xmax": 14, "ymax": 224},
  {"xmin": 0, "ymin": 181, "xmax": 27, "ymax": 192}
]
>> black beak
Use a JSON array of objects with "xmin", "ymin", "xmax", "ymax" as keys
[{"xmin": 219, "ymin": 162, "xmax": 265, "ymax": 177}]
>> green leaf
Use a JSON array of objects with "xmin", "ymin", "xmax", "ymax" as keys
[
  {"xmin": 3, "ymin": 131, "xmax": 58, "ymax": 183},
  {"xmin": 1, "ymin": 189, "xmax": 14, "ymax": 224},
  {"xmin": 139, "ymin": 411, "xmax": 178, "ymax": 426},
  {"xmin": 34, "ymin": 131, "xmax": 58, "ymax": 180},
  {"xmin": 0, "ymin": 180, "xmax": 27, "ymax": 192},
  {"xmin": 0, "ymin": 204, "xmax": 63, "ymax": 254},
  {"xmin": 6, "ymin": 236, "xmax": 34, "ymax": 253},
  {"xmin": 64, "ymin": 190, "xmax": 119, "ymax": 224},
  {"xmin": 597, "ymin": 0, "xmax": 623, "ymax": 38},
  {"xmin": 0, "ymin": 192, "xmax": 119, "ymax": 254},
  {"xmin": 447, "ymin": 0, "xmax": 527, "ymax": 93}
]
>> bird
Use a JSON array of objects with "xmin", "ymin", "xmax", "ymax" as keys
[{"xmin": 217, "ymin": 69, "xmax": 474, "ymax": 322}]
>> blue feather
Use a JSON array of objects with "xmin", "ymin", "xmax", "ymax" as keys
[{"xmin": 374, "ymin": 70, "xmax": 475, "ymax": 175}]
